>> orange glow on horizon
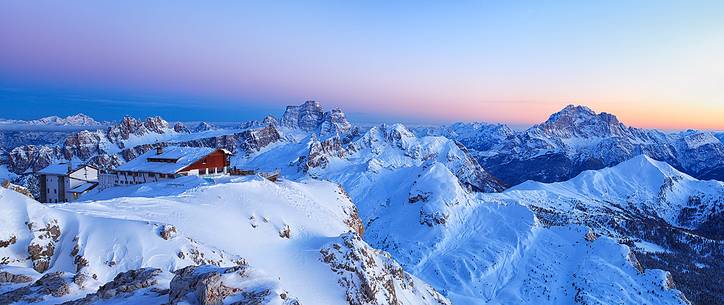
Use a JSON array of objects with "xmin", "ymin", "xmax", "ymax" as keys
[{"xmin": 361, "ymin": 98, "xmax": 724, "ymax": 131}]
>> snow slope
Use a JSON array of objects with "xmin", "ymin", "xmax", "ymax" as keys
[
  {"xmin": 496, "ymin": 155, "xmax": 723, "ymax": 304},
  {"xmin": 0, "ymin": 176, "xmax": 448, "ymax": 304},
  {"xmin": 232, "ymin": 124, "xmax": 691, "ymax": 304},
  {"xmin": 508, "ymin": 155, "xmax": 724, "ymax": 229}
]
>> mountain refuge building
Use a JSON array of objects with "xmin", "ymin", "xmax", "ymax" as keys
[
  {"xmin": 100, "ymin": 146, "xmax": 232, "ymax": 188},
  {"xmin": 38, "ymin": 161, "xmax": 99, "ymax": 203}
]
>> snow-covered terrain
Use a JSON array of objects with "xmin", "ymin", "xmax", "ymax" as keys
[
  {"xmin": 1, "ymin": 166, "xmax": 691, "ymax": 304},
  {"xmin": 1, "ymin": 101, "xmax": 720, "ymax": 304},
  {"xmin": 507, "ymin": 155, "xmax": 723, "ymax": 230},
  {"xmin": 231, "ymin": 120, "xmax": 692, "ymax": 304},
  {"xmin": 0, "ymin": 176, "xmax": 448, "ymax": 304},
  {"xmin": 419, "ymin": 105, "xmax": 724, "ymax": 185},
  {"xmin": 496, "ymin": 155, "xmax": 723, "ymax": 304}
]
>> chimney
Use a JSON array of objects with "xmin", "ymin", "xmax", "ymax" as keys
[
  {"xmin": 67, "ymin": 162, "xmax": 72, "ymax": 173},
  {"xmin": 156, "ymin": 145, "xmax": 163, "ymax": 155}
]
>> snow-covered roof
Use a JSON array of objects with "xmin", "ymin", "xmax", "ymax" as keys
[
  {"xmin": 69, "ymin": 182, "xmax": 97, "ymax": 193},
  {"xmin": 38, "ymin": 161, "xmax": 88, "ymax": 175},
  {"xmin": 114, "ymin": 146, "xmax": 220, "ymax": 174}
]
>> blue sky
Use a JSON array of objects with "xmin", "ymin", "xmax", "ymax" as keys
[{"xmin": 1, "ymin": 1, "xmax": 723, "ymax": 128}]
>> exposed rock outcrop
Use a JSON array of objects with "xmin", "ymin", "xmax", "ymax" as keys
[
  {"xmin": 237, "ymin": 124, "xmax": 282, "ymax": 154},
  {"xmin": 169, "ymin": 264, "xmax": 292, "ymax": 305},
  {"xmin": 0, "ymin": 272, "xmax": 72, "ymax": 304},
  {"xmin": 159, "ymin": 224, "xmax": 178, "ymax": 240},
  {"xmin": 62, "ymin": 268, "xmax": 164, "ymax": 305},
  {"xmin": 0, "ymin": 271, "xmax": 32, "ymax": 284},
  {"xmin": 305, "ymin": 135, "xmax": 347, "ymax": 169},
  {"xmin": 320, "ymin": 233, "xmax": 451, "ymax": 305},
  {"xmin": 27, "ymin": 219, "xmax": 62, "ymax": 273}
]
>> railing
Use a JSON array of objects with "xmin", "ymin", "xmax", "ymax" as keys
[{"xmin": 229, "ymin": 167, "xmax": 256, "ymax": 176}]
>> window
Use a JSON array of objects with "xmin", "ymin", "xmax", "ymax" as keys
[{"xmin": 54, "ymin": 189, "xmax": 56, "ymax": 194}]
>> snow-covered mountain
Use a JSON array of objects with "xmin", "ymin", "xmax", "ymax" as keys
[
  {"xmin": 5, "ymin": 116, "xmax": 278, "ymax": 174},
  {"xmin": 30, "ymin": 114, "xmax": 106, "ymax": 127},
  {"xmin": 0, "ymin": 114, "xmax": 109, "ymax": 127},
  {"xmin": 192, "ymin": 121, "xmax": 217, "ymax": 133},
  {"xmin": 716, "ymin": 132, "xmax": 724, "ymax": 143},
  {"xmin": 233, "ymin": 125, "xmax": 692, "ymax": 304},
  {"xmin": 509, "ymin": 155, "xmax": 723, "ymax": 231},
  {"xmin": 420, "ymin": 105, "xmax": 724, "ymax": 185},
  {"xmin": 1, "ymin": 102, "xmax": 720, "ymax": 304},
  {"xmin": 1, "ymin": 164, "xmax": 691, "ymax": 305},
  {"xmin": 498, "ymin": 155, "xmax": 723, "ymax": 304},
  {"xmin": 0, "ymin": 176, "xmax": 449, "ymax": 304},
  {"xmin": 280, "ymin": 100, "xmax": 353, "ymax": 136}
]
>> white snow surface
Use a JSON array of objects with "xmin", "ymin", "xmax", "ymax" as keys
[
  {"xmin": 0, "ymin": 114, "xmax": 704, "ymax": 305},
  {"xmin": 508, "ymin": 155, "xmax": 724, "ymax": 228},
  {"xmin": 227, "ymin": 124, "xmax": 693, "ymax": 305},
  {"xmin": 0, "ymin": 175, "xmax": 446, "ymax": 305}
]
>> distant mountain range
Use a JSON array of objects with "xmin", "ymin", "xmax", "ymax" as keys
[
  {"xmin": 417, "ymin": 105, "xmax": 724, "ymax": 185},
  {"xmin": 0, "ymin": 113, "xmax": 112, "ymax": 127}
]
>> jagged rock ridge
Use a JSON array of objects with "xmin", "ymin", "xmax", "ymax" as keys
[{"xmin": 420, "ymin": 104, "xmax": 724, "ymax": 185}]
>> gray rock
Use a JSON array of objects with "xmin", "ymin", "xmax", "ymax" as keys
[
  {"xmin": 62, "ymin": 268, "xmax": 163, "ymax": 305},
  {"xmin": 0, "ymin": 271, "xmax": 32, "ymax": 284},
  {"xmin": 169, "ymin": 265, "xmax": 247, "ymax": 305},
  {"xmin": 0, "ymin": 272, "xmax": 71, "ymax": 304}
]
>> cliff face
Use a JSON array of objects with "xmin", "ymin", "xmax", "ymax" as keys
[{"xmin": 281, "ymin": 100, "xmax": 352, "ymax": 135}]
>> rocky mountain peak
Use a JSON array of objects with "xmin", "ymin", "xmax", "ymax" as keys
[
  {"xmin": 320, "ymin": 108, "xmax": 351, "ymax": 135},
  {"xmin": 106, "ymin": 116, "xmax": 171, "ymax": 147},
  {"xmin": 558, "ymin": 104, "xmax": 595, "ymax": 115},
  {"xmin": 193, "ymin": 121, "xmax": 216, "ymax": 133},
  {"xmin": 362, "ymin": 123, "xmax": 415, "ymax": 147},
  {"xmin": 143, "ymin": 116, "xmax": 170, "ymax": 133},
  {"xmin": 30, "ymin": 113, "xmax": 103, "ymax": 126},
  {"xmin": 108, "ymin": 116, "xmax": 145, "ymax": 141},
  {"xmin": 533, "ymin": 104, "xmax": 626, "ymax": 138},
  {"xmin": 262, "ymin": 115, "xmax": 278, "ymax": 126},
  {"xmin": 62, "ymin": 113, "xmax": 98, "ymax": 125},
  {"xmin": 281, "ymin": 100, "xmax": 352, "ymax": 135},
  {"xmin": 281, "ymin": 100, "xmax": 325, "ymax": 131},
  {"xmin": 173, "ymin": 122, "xmax": 190, "ymax": 133}
]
